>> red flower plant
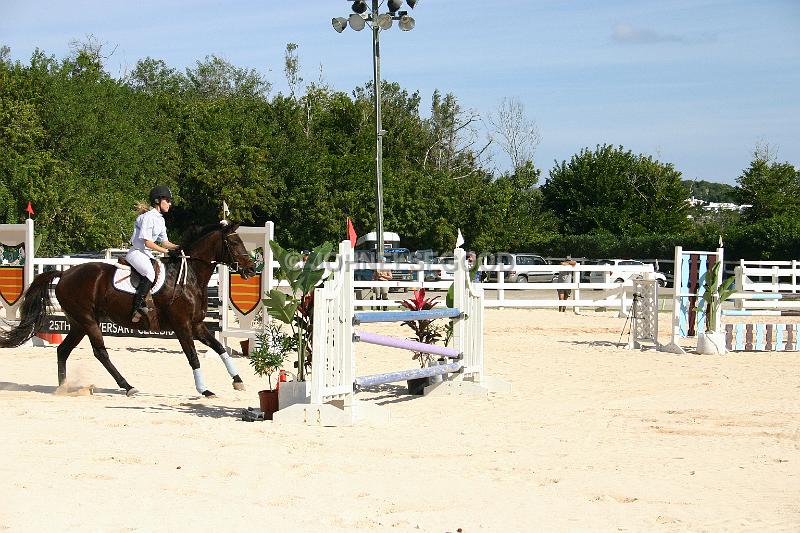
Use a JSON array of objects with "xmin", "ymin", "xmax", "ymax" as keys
[
  {"xmin": 400, "ymin": 288, "xmax": 439, "ymax": 312},
  {"xmin": 400, "ymin": 289, "xmax": 443, "ymax": 367}
]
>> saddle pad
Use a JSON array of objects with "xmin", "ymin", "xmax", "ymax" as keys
[{"xmin": 113, "ymin": 261, "xmax": 167, "ymax": 295}]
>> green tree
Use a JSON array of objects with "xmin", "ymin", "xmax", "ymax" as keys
[
  {"xmin": 125, "ymin": 57, "xmax": 185, "ymax": 94},
  {"xmin": 471, "ymin": 164, "xmax": 558, "ymax": 252},
  {"xmin": 423, "ymin": 90, "xmax": 488, "ymax": 178},
  {"xmin": 541, "ymin": 144, "xmax": 690, "ymax": 236},
  {"xmin": 185, "ymin": 55, "xmax": 271, "ymax": 100},
  {"xmin": 735, "ymin": 156, "xmax": 800, "ymax": 223},
  {"xmin": 283, "ymin": 43, "xmax": 302, "ymax": 99}
]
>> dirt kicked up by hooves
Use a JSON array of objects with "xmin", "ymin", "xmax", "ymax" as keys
[{"xmin": 55, "ymin": 384, "xmax": 95, "ymax": 396}]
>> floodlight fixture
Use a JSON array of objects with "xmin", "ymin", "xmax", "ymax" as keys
[
  {"xmin": 330, "ymin": 0, "xmax": 421, "ymax": 257},
  {"xmin": 351, "ymin": 0, "xmax": 368, "ymax": 14},
  {"xmin": 332, "ymin": 17, "xmax": 348, "ymax": 33},
  {"xmin": 398, "ymin": 14, "xmax": 415, "ymax": 31},
  {"xmin": 348, "ymin": 13, "xmax": 366, "ymax": 31},
  {"xmin": 377, "ymin": 13, "xmax": 393, "ymax": 30},
  {"xmin": 387, "ymin": 0, "xmax": 403, "ymax": 13}
]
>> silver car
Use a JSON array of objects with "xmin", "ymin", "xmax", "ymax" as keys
[{"xmin": 483, "ymin": 253, "xmax": 557, "ymax": 283}]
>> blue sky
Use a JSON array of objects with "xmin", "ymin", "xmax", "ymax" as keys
[{"xmin": 2, "ymin": 0, "xmax": 798, "ymax": 185}]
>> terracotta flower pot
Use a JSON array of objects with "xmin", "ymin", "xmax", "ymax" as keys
[{"xmin": 258, "ymin": 389, "xmax": 279, "ymax": 420}]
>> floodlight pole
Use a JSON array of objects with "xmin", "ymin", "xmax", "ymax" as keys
[
  {"xmin": 335, "ymin": 0, "xmax": 418, "ymax": 256},
  {"xmin": 371, "ymin": 0, "xmax": 385, "ymax": 256}
]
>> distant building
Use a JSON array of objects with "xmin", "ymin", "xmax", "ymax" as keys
[{"xmin": 687, "ymin": 197, "xmax": 751, "ymax": 214}]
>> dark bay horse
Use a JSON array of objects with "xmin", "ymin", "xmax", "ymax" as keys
[{"xmin": 0, "ymin": 222, "xmax": 256, "ymax": 397}]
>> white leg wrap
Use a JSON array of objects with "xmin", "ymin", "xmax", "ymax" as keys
[
  {"xmin": 193, "ymin": 368, "xmax": 207, "ymax": 394},
  {"xmin": 219, "ymin": 352, "xmax": 239, "ymax": 378}
]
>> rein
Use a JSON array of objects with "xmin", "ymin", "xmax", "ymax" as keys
[
  {"xmin": 175, "ymin": 232, "xmax": 240, "ymax": 270},
  {"xmin": 167, "ymin": 230, "xmax": 244, "ymax": 305}
]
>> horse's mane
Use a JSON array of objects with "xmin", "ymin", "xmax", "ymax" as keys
[{"xmin": 182, "ymin": 222, "xmax": 228, "ymax": 252}]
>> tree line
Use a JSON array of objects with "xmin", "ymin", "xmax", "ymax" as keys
[{"xmin": 1, "ymin": 43, "xmax": 798, "ymax": 260}]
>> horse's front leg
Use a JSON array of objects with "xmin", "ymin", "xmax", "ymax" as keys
[
  {"xmin": 194, "ymin": 322, "xmax": 245, "ymax": 391},
  {"xmin": 175, "ymin": 329, "xmax": 215, "ymax": 398}
]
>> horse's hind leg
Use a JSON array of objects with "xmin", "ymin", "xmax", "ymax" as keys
[
  {"xmin": 57, "ymin": 326, "xmax": 86, "ymax": 388},
  {"xmin": 193, "ymin": 323, "xmax": 245, "ymax": 391},
  {"xmin": 84, "ymin": 324, "xmax": 138, "ymax": 396}
]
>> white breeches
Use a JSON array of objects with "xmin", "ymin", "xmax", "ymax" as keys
[{"xmin": 126, "ymin": 249, "xmax": 156, "ymax": 282}]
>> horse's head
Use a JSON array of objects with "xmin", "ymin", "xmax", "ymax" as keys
[{"xmin": 222, "ymin": 223, "xmax": 257, "ymax": 280}]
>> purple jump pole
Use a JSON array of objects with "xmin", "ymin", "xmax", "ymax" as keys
[{"xmin": 354, "ymin": 331, "xmax": 461, "ymax": 359}]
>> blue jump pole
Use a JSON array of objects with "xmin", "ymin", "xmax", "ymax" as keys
[
  {"xmin": 355, "ymin": 362, "xmax": 463, "ymax": 388},
  {"xmin": 722, "ymin": 309, "xmax": 800, "ymax": 317},
  {"xmin": 353, "ymin": 308, "xmax": 462, "ymax": 324}
]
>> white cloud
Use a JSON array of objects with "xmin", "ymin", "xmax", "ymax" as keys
[{"xmin": 612, "ymin": 24, "xmax": 684, "ymax": 45}]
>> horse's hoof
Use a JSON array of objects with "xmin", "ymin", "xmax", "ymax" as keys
[
  {"xmin": 233, "ymin": 381, "xmax": 246, "ymax": 391},
  {"xmin": 202, "ymin": 390, "xmax": 216, "ymax": 398},
  {"xmin": 126, "ymin": 387, "xmax": 139, "ymax": 397}
]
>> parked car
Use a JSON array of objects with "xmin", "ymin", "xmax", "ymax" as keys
[
  {"xmin": 413, "ymin": 249, "xmax": 437, "ymax": 263},
  {"xmin": 578, "ymin": 259, "xmax": 601, "ymax": 283},
  {"xmin": 588, "ymin": 259, "xmax": 667, "ymax": 286},
  {"xmin": 482, "ymin": 253, "xmax": 557, "ymax": 283},
  {"xmin": 428, "ymin": 256, "xmax": 455, "ymax": 282}
]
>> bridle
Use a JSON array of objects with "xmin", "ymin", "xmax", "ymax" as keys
[
  {"xmin": 167, "ymin": 228, "xmax": 251, "ymax": 304},
  {"xmin": 222, "ymin": 232, "xmax": 243, "ymax": 273},
  {"xmin": 175, "ymin": 230, "xmax": 248, "ymax": 272}
]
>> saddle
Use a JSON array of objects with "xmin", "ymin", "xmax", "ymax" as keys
[
  {"xmin": 113, "ymin": 258, "xmax": 167, "ymax": 293},
  {"xmin": 114, "ymin": 258, "xmax": 166, "ymax": 330}
]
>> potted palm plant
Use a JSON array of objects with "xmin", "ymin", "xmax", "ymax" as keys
[
  {"xmin": 263, "ymin": 240, "xmax": 333, "ymax": 407},
  {"xmin": 247, "ymin": 323, "xmax": 294, "ymax": 419},
  {"xmin": 400, "ymin": 288, "xmax": 445, "ymax": 394},
  {"xmin": 696, "ymin": 261, "xmax": 735, "ymax": 355}
]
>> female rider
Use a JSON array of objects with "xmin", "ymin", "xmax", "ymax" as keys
[{"xmin": 126, "ymin": 186, "xmax": 180, "ymax": 322}]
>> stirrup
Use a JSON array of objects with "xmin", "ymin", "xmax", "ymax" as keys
[{"xmin": 132, "ymin": 306, "xmax": 148, "ymax": 323}]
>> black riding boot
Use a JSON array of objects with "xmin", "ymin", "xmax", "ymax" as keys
[{"xmin": 131, "ymin": 277, "xmax": 154, "ymax": 323}]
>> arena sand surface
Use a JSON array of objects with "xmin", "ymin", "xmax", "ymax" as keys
[{"xmin": 1, "ymin": 308, "xmax": 799, "ymax": 532}]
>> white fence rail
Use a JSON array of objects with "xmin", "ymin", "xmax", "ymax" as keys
[
  {"xmin": 736, "ymin": 260, "xmax": 800, "ymax": 294},
  {"xmin": 337, "ymin": 261, "xmax": 661, "ymax": 314},
  {"xmin": 28, "ymin": 256, "xmax": 667, "ymax": 316}
]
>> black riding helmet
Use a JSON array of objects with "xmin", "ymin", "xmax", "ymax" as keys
[{"xmin": 149, "ymin": 186, "xmax": 173, "ymax": 205}]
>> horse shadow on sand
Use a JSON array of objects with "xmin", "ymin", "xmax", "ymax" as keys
[
  {"xmin": 0, "ymin": 381, "xmax": 123, "ymax": 396},
  {"xmin": 120, "ymin": 347, "xmax": 184, "ymax": 354},
  {"xmin": 166, "ymin": 402, "xmax": 244, "ymax": 419},
  {"xmin": 104, "ymin": 400, "xmax": 245, "ymax": 420}
]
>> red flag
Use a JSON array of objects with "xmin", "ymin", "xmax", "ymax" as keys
[
  {"xmin": 25, "ymin": 202, "xmax": 35, "ymax": 217},
  {"xmin": 346, "ymin": 217, "xmax": 357, "ymax": 248}
]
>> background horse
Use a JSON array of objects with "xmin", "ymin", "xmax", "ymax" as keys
[{"xmin": 0, "ymin": 222, "xmax": 256, "ymax": 397}]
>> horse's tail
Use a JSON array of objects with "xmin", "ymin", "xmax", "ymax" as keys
[{"xmin": 0, "ymin": 270, "xmax": 61, "ymax": 348}]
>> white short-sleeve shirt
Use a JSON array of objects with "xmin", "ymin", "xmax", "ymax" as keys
[{"xmin": 129, "ymin": 208, "xmax": 168, "ymax": 258}]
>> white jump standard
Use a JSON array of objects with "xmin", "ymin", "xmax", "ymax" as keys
[{"xmin": 273, "ymin": 243, "xmax": 510, "ymax": 426}]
